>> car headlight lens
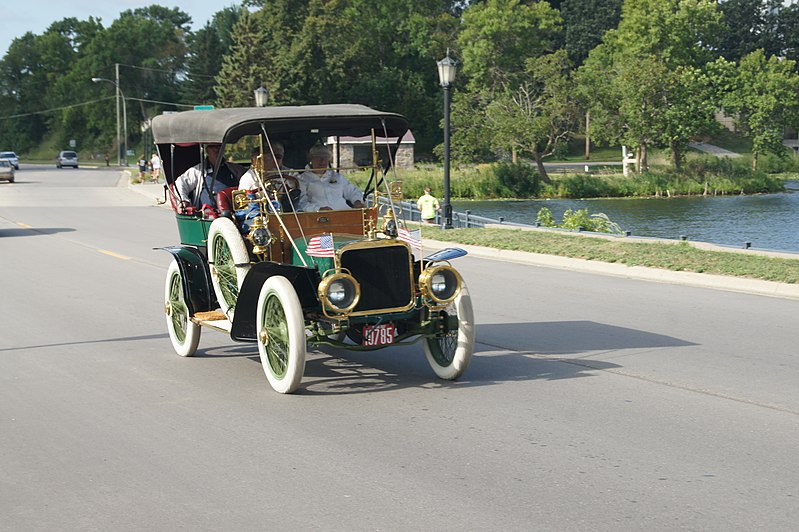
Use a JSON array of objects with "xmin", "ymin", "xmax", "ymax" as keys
[
  {"xmin": 251, "ymin": 227, "xmax": 271, "ymax": 246},
  {"xmin": 419, "ymin": 265, "xmax": 461, "ymax": 305},
  {"xmin": 319, "ymin": 273, "xmax": 360, "ymax": 313}
]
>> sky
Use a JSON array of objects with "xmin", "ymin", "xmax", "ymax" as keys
[{"xmin": 2, "ymin": 1, "xmax": 236, "ymax": 56}]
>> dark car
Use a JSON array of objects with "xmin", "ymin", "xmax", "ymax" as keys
[
  {"xmin": 0, "ymin": 151, "xmax": 19, "ymax": 170},
  {"xmin": 153, "ymin": 105, "xmax": 475, "ymax": 394},
  {"xmin": 56, "ymin": 150, "xmax": 79, "ymax": 168}
]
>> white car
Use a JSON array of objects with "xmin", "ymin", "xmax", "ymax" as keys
[
  {"xmin": 0, "ymin": 151, "xmax": 19, "ymax": 170},
  {"xmin": 57, "ymin": 150, "xmax": 79, "ymax": 168},
  {"xmin": 0, "ymin": 159, "xmax": 14, "ymax": 182}
]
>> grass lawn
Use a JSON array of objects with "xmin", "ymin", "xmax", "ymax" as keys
[{"xmin": 417, "ymin": 225, "xmax": 799, "ymax": 284}]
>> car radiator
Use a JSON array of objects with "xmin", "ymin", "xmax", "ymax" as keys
[{"xmin": 340, "ymin": 244, "xmax": 414, "ymax": 313}]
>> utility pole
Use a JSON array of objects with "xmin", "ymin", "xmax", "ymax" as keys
[{"xmin": 115, "ymin": 63, "xmax": 121, "ymax": 166}]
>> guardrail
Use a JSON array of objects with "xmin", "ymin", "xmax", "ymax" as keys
[{"xmin": 375, "ymin": 197, "xmax": 535, "ymax": 229}]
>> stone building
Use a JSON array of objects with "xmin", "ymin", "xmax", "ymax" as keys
[{"xmin": 327, "ymin": 131, "xmax": 415, "ymax": 171}]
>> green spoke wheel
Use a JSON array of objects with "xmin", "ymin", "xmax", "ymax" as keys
[
  {"xmin": 256, "ymin": 276, "xmax": 306, "ymax": 394},
  {"xmin": 423, "ymin": 283, "xmax": 475, "ymax": 380},
  {"xmin": 208, "ymin": 217, "xmax": 250, "ymax": 320},
  {"xmin": 164, "ymin": 259, "xmax": 200, "ymax": 357}
]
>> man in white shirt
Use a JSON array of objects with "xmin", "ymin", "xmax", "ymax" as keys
[
  {"xmin": 175, "ymin": 144, "xmax": 245, "ymax": 212},
  {"xmin": 298, "ymin": 143, "xmax": 363, "ymax": 211},
  {"xmin": 238, "ymin": 143, "xmax": 286, "ymax": 191}
]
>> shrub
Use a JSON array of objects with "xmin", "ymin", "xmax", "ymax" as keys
[
  {"xmin": 536, "ymin": 207, "xmax": 622, "ymax": 234},
  {"xmin": 490, "ymin": 161, "xmax": 541, "ymax": 197}
]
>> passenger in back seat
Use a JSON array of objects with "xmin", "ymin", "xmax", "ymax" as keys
[{"xmin": 175, "ymin": 144, "xmax": 246, "ymax": 213}]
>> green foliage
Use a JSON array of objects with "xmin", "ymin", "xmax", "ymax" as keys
[
  {"xmin": 718, "ymin": 0, "xmax": 790, "ymax": 62},
  {"xmin": 214, "ymin": 10, "xmax": 268, "ymax": 108},
  {"xmin": 484, "ymin": 50, "xmax": 578, "ymax": 182},
  {"xmin": 578, "ymin": 0, "xmax": 724, "ymax": 172},
  {"xmin": 351, "ymin": 155, "xmax": 784, "ymax": 201},
  {"xmin": 560, "ymin": 0, "xmax": 622, "ymax": 66},
  {"xmin": 458, "ymin": 0, "xmax": 562, "ymax": 93},
  {"xmin": 536, "ymin": 207, "xmax": 556, "ymax": 227},
  {"xmin": 492, "ymin": 161, "xmax": 541, "ymax": 197},
  {"xmin": 534, "ymin": 206, "xmax": 622, "ymax": 233},
  {"xmin": 715, "ymin": 50, "xmax": 799, "ymax": 169},
  {"xmin": 182, "ymin": 22, "xmax": 227, "ymax": 105}
]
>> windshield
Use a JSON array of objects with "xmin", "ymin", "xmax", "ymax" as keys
[
  {"xmin": 61, "ymin": 151, "xmax": 77, "ymax": 158},
  {"xmin": 0, "ymin": 152, "xmax": 15, "ymax": 158}
]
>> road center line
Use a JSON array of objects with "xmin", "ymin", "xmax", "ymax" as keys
[{"xmin": 98, "ymin": 249, "xmax": 131, "ymax": 260}]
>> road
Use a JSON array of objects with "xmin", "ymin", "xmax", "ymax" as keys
[{"xmin": 2, "ymin": 167, "xmax": 798, "ymax": 531}]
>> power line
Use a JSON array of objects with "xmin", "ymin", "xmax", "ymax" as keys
[
  {"xmin": 0, "ymin": 95, "xmax": 199, "ymax": 121},
  {"xmin": 116, "ymin": 62, "xmax": 215, "ymax": 79},
  {"xmin": 0, "ymin": 96, "xmax": 114, "ymax": 120},
  {"xmin": 126, "ymin": 96, "xmax": 199, "ymax": 108}
]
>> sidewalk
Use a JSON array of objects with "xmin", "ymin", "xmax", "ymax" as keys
[
  {"xmin": 121, "ymin": 170, "xmax": 170, "ymax": 206},
  {"xmin": 688, "ymin": 142, "xmax": 741, "ymax": 158}
]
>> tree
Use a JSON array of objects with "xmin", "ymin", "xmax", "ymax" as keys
[
  {"xmin": 247, "ymin": 0, "xmax": 460, "ymax": 153},
  {"xmin": 215, "ymin": 10, "xmax": 269, "ymax": 108},
  {"xmin": 578, "ymin": 0, "xmax": 724, "ymax": 172},
  {"xmin": 33, "ymin": 7, "xmax": 191, "ymax": 155},
  {"xmin": 182, "ymin": 23, "xmax": 226, "ymax": 105},
  {"xmin": 0, "ymin": 33, "xmax": 49, "ymax": 151},
  {"xmin": 559, "ymin": 0, "xmax": 622, "ymax": 66},
  {"xmin": 717, "ymin": 50, "xmax": 799, "ymax": 170},
  {"xmin": 606, "ymin": 0, "xmax": 722, "ymax": 69},
  {"xmin": 484, "ymin": 50, "xmax": 577, "ymax": 182},
  {"xmin": 457, "ymin": 0, "xmax": 562, "ymax": 94},
  {"xmin": 717, "ymin": 0, "xmax": 780, "ymax": 62},
  {"xmin": 452, "ymin": 0, "xmax": 563, "ymax": 162}
]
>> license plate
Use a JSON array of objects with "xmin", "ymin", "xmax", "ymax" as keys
[{"xmin": 362, "ymin": 323, "xmax": 396, "ymax": 347}]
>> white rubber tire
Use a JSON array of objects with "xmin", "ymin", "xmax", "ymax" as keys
[
  {"xmin": 256, "ymin": 276, "xmax": 307, "ymax": 394},
  {"xmin": 423, "ymin": 282, "xmax": 475, "ymax": 380},
  {"xmin": 207, "ymin": 217, "xmax": 250, "ymax": 320},
  {"xmin": 164, "ymin": 259, "xmax": 201, "ymax": 357}
]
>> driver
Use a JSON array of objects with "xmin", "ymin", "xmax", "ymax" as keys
[
  {"xmin": 175, "ymin": 143, "xmax": 246, "ymax": 212},
  {"xmin": 298, "ymin": 142, "xmax": 364, "ymax": 211},
  {"xmin": 238, "ymin": 143, "xmax": 287, "ymax": 191}
]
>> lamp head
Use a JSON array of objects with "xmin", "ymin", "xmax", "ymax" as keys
[{"xmin": 437, "ymin": 50, "xmax": 457, "ymax": 88}]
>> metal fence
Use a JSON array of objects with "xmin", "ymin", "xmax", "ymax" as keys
[{"xmin": 375, "ymin": 197, "xmax": 534, "ymax": 229}]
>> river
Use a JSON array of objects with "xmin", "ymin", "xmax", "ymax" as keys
[{"xmin": 453, "ymin": 180, "xmax": 799, "ymax": 253}]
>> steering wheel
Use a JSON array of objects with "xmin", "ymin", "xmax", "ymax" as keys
[{"xmin": 262, "ymin": 173, "xmax": 300, "ymax": 196}]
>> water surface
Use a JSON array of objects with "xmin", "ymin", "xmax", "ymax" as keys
[{"xmin": 453, "ymin": 180, "xmax": 799, "ymax": 253}]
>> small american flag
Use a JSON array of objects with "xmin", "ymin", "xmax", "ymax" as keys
[
  {"xmin": 397, "ymin": 227, "xmax": 422, "ymax": 251},
  {"xmin": 306, "ymin": 234, "xmax": 335, "ymax": 257}
]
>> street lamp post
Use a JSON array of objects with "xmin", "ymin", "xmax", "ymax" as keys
[
  {"xmin": 92, "ymin": 75, "xmax": 128, "ymax": 166},
  {"xmin": 437, "ymin": 50, "xmax": 457, "ymax": 229},
  {"xmin": 254, "ymin": 85, "xmax": 269, "ymax": 107}
]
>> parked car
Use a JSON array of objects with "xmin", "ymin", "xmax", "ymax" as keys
[
  {"xmin": 0, "ymin": 159, "xmax": 14, "ymax": 182},
  {"xmin": 0, "ymin": 151, "xmax": 19, "ymax": 169},
  {"xmin": 56, "ymin": 150, "xmax": 79, "ymax": 168},
  {"xmin": 152, "ymin": 104, "xmax": 475, "ymax": 394}
]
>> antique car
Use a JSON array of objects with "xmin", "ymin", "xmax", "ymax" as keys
[{"xmin": 152, "ymin": 105, "xmax": 474, "ymax": 394}]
